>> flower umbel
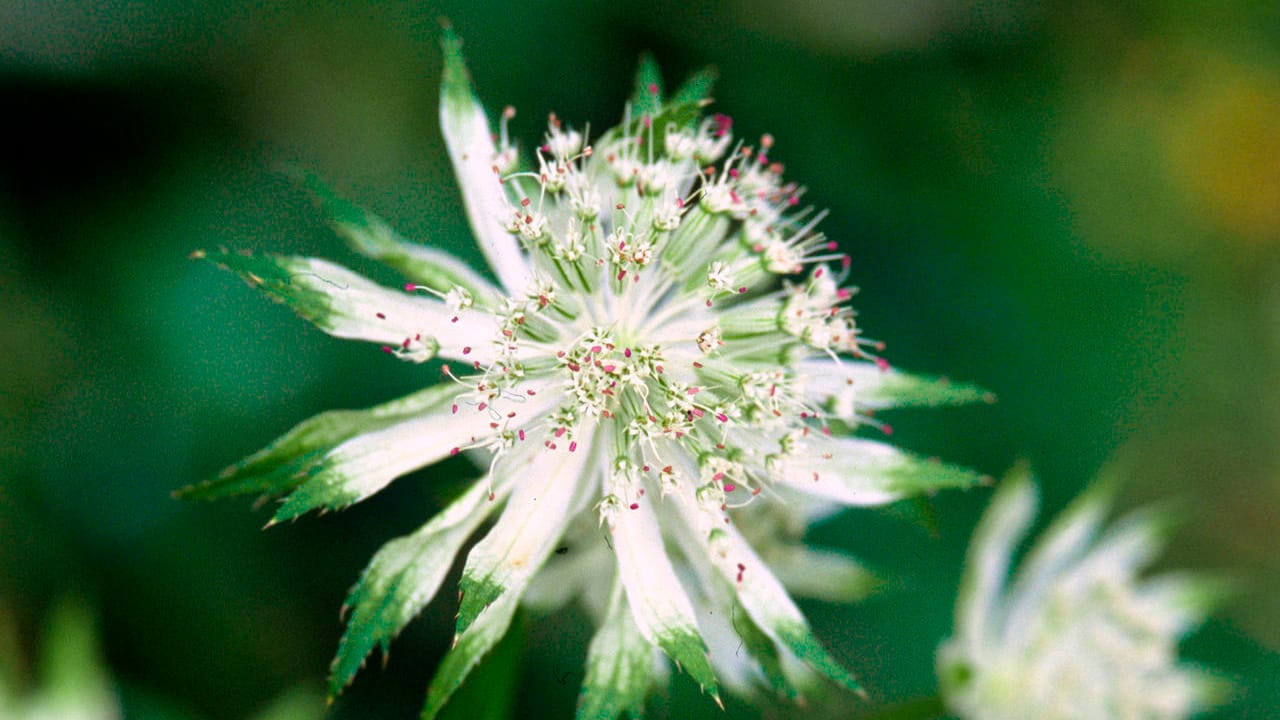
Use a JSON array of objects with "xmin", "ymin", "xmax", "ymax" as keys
[
  {"xmin": 181, "ymin": 32, "xmax": 991, "ymax": 717},
  {"xmin": 938, "ymin": 471, "xmax": 1224, "ymax": 720}
]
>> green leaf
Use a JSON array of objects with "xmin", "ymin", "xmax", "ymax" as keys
[
  {"xmin": 329, "ymin": 478, "xmax": 499, "ymax": 696},
  {"xmin": 630, "ymin": 53, "xmax": 663, "ymax": 117},
  {"xmin": 293, "ymin": 170, "xmax": 501, "ymax": 307},
  {"xmin": 175, "ymin": 384, "xmax": 456, "ymax": 502},
  {"xmin": 576, "ymin": 581, "xmax": 654, "ymax": 720}
]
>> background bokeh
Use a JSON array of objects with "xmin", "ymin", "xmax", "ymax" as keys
[{"xmin": 2, "ymin": 1, "xmax": 1279, "ymax": 718}]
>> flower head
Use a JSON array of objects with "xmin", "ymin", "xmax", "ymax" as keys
[
  {"xmin": 938, "ymin": 471, "xmax": 1224, "ymax": 720},
  {"xmin": 182, "ymin": 31, "xmax": 990, "ymax": 717}
]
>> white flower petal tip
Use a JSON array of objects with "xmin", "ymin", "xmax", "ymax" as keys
[
  {"xmin": 801, "ymin": 358, "xmax": 995, "ymax": 416},
  {"xmin": 938, "ymin": 470, "xmax": 1224, "ymax": 720},
  {"xmin": 192, "ymin": 33, "xmax": 992, "ymax": 719},
  {"xmin": 439, "ymin": 29, "xmax": 534, "ymax": 296}
]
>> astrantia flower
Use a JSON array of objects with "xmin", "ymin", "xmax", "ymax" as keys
[
  {"xmin": 938, "ymin": 471, "xmax": 1224, "ymax": 720},
  {"xmin": 181, "ymin": 32, "xmax": 990, "ymax": 718}
]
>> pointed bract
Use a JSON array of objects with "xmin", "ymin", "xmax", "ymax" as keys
[
  {"xmin": 329, "ymin": 478, "xmax": 501, "ymax": 696},
  {"xmin": 421, "ymin": 589, "xmax": 521, "ymax": 720},
  {"xmin": 177, "ymin": 384, "xmax": 466, "ymax": 502},
  {"xmin": 609, "ymin": 485, "xmax": 719, "ymax": 699},
  {"xmin": 801, "ymin": 359, "xmax": 993, "ymax": 415},
  {"xmin": 630, "ymin": 54, "xmax": 663, "ymax": 117},
  {"xmin": 668, "ymin": 472, "xmax": 862, "ymax": 694},
  {"xmin": 198, "ymin": 250, "xmax": 497, "ymax": 363},
  {"xmin": 671, "ymin": 66, "xmax": 717, "ymax": 106},
  {"xmin": 455, "ymin": 443, "xmax": 592, "ymax": 634},
  {"xmin": 778, "ymin": 436, "xmax": 985, "ymax": 507},
  {"xmin": 272, "ymin": 382, "xmax": 555, "ymax": 521},
  {"xmin": 576, "ymin": 582, "xmax": 654, "ymax": 720},
  {"xmin": 439, "ymin": 29, "xmax": 533, "ymax": 295}
]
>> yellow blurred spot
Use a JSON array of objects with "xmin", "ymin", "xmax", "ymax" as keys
[{"xmin": 1162, "ymin": 58, "xmax": 1280, "ymax": 244}]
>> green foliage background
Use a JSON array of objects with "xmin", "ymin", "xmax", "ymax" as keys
[{"xmin": 2, "ymin": 1, "xmax": 1278, "ymax": 718}]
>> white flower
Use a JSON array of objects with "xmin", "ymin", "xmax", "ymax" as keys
[
  {"xmin": 938, "ymin": 471, "xmax": 1223, "ymax": 720},
  {"xmin": 181, "ymin": 31, "xmax": 991, "ymax": 718}
]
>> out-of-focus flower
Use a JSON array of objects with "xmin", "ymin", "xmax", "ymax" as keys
[
  {"xmin": 181, "ymin": 30, "xmax": 989, "ymax": 718},
  {"xmin": 938, "ymin": 471, "xmax": 1223, "ymax": 719}
]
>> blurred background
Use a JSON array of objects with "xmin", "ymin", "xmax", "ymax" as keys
[{"xmin": 2, "ymin": 1, "xmax": 1278, "ymax": 718}]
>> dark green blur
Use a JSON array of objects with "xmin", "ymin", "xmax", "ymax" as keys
[{"xmin": 2, "ymin": 1, "xmax": 1278, "ymax": 718}]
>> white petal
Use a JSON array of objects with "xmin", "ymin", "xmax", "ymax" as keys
[
  {"xmin": 454, "ymin": 437, "xmax": 595, "ymax": 633},
  {"xmin": 1001, "ymin": 487, "xmax": 1108, "ymax": 643},
  {"xmin": 578, "ymin": 578, "xmax": 656, "ymax": 720},
  {"xmin": 610, "ymin": 479, "xmax": 718, "ymax": 695},
  {"xmin": 955, "ymin": 474, "xmax": 1037, "ymax": 658},
  {"xmin": 205, "ymin": 251, "xmax": 502, "ymax": 363},
  {"xmin": 777, "ymin": 436, "xmax": 982, "ymax": 506},
  {"xmin": 664, "ymin": 451, "xmax": 860, "ymax": 692},
  {"xmin": 520, "ymin": 513, "xmax": 612, "ymax": 614},
  {"xmin": 798, "ymin": 358, "xmax": 990, "ymax": 415},
  {"xmin": 440, "ymin": 37, "xmax": 533, "ymax": 295},
  {"xmin": 330, "ymin": 475, "xmax": 504, "ymax": 691},
  {"xmin": 274, "ymin": 379, "xmax": 556, "ymax": 520},
  {"xmin": 286, "ymin": 259, "xmax": 496, "ymax": 363}
]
